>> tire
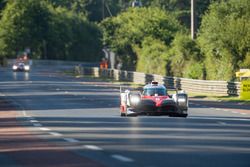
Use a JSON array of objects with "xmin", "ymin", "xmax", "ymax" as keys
[
  {"xmin": 178, "ymin": 113, "xmax": 188, "ymax": 118},
  {"xmin": 120, "ymin": 112, "xmax": 126, "ymax": 117}
]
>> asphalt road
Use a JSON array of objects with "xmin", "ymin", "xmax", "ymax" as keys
[{"xmin": 0, "ymin": 65, "xmax": 250, "ymax": 167}]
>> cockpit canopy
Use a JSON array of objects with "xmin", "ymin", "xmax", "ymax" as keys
[
  {"xmin": 142, "ymin": 81, "xmax": 168, "ymax": 96},
  {"xmin": 143, "ymin": 87, "xmax": 167, "ymax": 96}
]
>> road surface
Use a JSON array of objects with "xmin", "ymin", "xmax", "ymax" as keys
[{"xmin": 0, "ymin": 65, "xmax": 249, "ymax": 167}]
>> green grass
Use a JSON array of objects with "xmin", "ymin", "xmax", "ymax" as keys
[{"xmin": 187, "ymin": 92, "xmax": 250, "ymax": 104}]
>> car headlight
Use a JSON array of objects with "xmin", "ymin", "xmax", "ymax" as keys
[
  {"xmin": 24, "ymin": 65, "xmax": 30, "ymax": 70},
  {"xmin": 130, "ymin": 95, "xmax": 141, "ymax": 105},
  {"xmin": 12, "ymin": 65, "xmax": 17, "ymax": 70}
]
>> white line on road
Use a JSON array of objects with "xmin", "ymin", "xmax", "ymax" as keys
[
  {"xmin": 40, "ymin": 127, "xmax": 51, "ymax": 131},
  {"xmin": 30, "ymin": 120, "xmax": 39, "ymax": 123},
  {"xmin": 232, "ymin": 111, "xmax": 239, "ymax": 114},
  {"xmin": 63, "ymin": 138, "xmax": 79, "ymax": 143},
  {"xmin": 241, "ymin": 113, "xmax": 247, "ymax": 115},
  {"xmin": 22, "ymin": 110, "xmax": 27, "ymax": 116},
  {"xmin": 111, "ymin": 154, "xmax": 134, "ymax": 162},
  {"xmin": 49, "ymin": 132, "xmax": 63, "ymax": 136},
  {"xmin": 188, "ymin": 116, "xmax": 250, "ymax": 121},
  {"xmin": 84, "ymin": 145, "xmax": 103, "ymax": 151},
  {"xmin": 33, "ymin": 123, "xmax": 42, "ymax": 127},
  {"xmin": 217, "ymin": 121, "xmax": 227, "ymax": 125}
]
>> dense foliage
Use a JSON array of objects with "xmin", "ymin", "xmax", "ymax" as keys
[
  {"xmin": 0, "ymin": 0, "xmax": 248, "ymax": 81},
  {"xmin": 101, "ymin": 0, "xmax": 249, "ymax": 81},
  {"xmin": 101, "ymin": 7, "xmax": 183, "ymax": 71},
  {"xmin": 0, "ymin": 0, "xmax": 102, "ymax": 61},
  {"xmin": 198, "ymin": 0, "xmax": 250, "ymax": 80}
]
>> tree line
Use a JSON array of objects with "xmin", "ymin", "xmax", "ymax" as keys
[
  {"xmin": 0, "ymin": 0, "xmax": 103, "ymax": 62},
  {"xmin": 0, "ymin": 0, "xmax": 249, "ymax": 81},
  {"xmin": 101, "ymin": 0, "xmax": 250, "ymax": 81}
]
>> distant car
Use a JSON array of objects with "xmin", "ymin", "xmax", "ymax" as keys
[
  {"xmin": 12, "ymin": 62, "xmax": 30, "ymax": 72},
  {"xmin": 120, "ymin": 81, "xmax": 188, "ymax": 117}
]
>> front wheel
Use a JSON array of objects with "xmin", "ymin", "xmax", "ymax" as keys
[
  {"xmin": 120, "ymin": 106, "xmax": 137, "ymax": 117},
  {"xmin": 120, "ymin": 112, "xmax": 126, "ymax": 117}
]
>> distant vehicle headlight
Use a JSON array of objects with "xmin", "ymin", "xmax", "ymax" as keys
[
  {"xmin": 24, "ymin": 65, "xmax": 30, "ymax": 70},
  {"xmin": 12, "ymin": 65, "xmax": 17, "ymax": 70}
]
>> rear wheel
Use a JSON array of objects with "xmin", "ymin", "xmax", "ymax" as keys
[{"xmin": 178, "ymin": 113, "xmax": 188, "ymax": 118}]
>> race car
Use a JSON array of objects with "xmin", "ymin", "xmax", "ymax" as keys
[
  {"xmin": 12, "ymin": 62, "xmax": 30, "ymax": 72},
  {"xmin": 120, "ymin": 81, "xmax": 188, "ymax": 117}
]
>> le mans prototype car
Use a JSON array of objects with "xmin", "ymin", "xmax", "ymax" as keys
[
  {"xmin": 120, "ymin": 81, "xmax": 188, "ymax": 117},
  {"xmin": 12, "ymin": 62, "xmax": 30, "ymax": 72}
]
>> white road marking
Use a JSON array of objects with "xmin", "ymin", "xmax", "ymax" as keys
[
  {"xmin": 49, "ymin": 132, "xmax": 62, "ymax": 137},
  {"xmin": 84, "ymin": 145, "xmax": 103, "ymax": 151},
  {"xmin": 40, "ymin": 128, "xmax": 50, "ymax": 131},
  {"xmin": 232, "ymin": 111, "xmax": 239, "ymax": 114},
  {"xmin": 188, "ymin": 116, "xmax": 250, "ymax": 121},
  {"xmin": 215, "ymin": 108, "xmax": 221, "ymax": 111},
  {"xmin": 22, "ymin": 110, "xmax": 27, "ymax": 116},
  {"xmin": 241, "ymin": 113, "xmax": 247, "ymax": 115},
  {"xmin": 30, "ymin": 120, "xmax": 39, "ymax": 123},
  {"xmin": 217, "ymin": 121, "xmax": 227, "ymax": 125},
  {"xmin": 33, "ymin": 123, "xmax": 42, "ymax": 127},
  {"xmin": 111, "ymin": 154, "xmax": 134, "ymax": 162},
  {"xmin": 63, "ymin": 138, "xmax": 79, "ymax": 143}
]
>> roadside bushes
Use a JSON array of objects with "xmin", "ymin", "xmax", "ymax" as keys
[
  {"xmin": 134, "ymin": 37, "xmax": 169, "ymax": 75},
  {"xmin": 101, "ymin": 7, "xmax": 183, "ymax": 73},
  {"xmin": 197, "ymin": 0, "xmax": 250, "ymax": 80},
  {"xmin": 169, "ymin": 33, "xmax": 203, "ymax": 79}
]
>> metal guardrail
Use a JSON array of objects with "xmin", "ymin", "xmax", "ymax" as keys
[{"xmin": 75, "ymin": 66, "xmax": 240, "ymax": 96}]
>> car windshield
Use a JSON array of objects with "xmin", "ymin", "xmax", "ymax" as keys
[{"xmin": 143, "ymin": 88, "xmax": 167, "ymax": 96}]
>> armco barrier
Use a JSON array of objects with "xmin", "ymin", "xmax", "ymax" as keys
[{"xmin": 75, "ymin": 66, "xmax": 240, "ymax": 96}]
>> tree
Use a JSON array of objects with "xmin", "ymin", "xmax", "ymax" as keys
[
  {"xmin": 0, "ymin": 0, "xmax": 103, "ymax": 61},
  {"xmin": 134, "ymin": 36, "xmax": 170, "ymax": 75},
  {"xmin": 101, "ymin": 7, "xmax": 184, "ymax": 72},
  {"xmin": 169, "ymin": 33, "xmax": 203, "ymax": 78},
  {"xmin": 198, "ymin": 0, "xmax": 250, "ymax": 80},
  {"xmin": 0, "ymin": 0, "xmax": 51, "ymax": 58}
]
